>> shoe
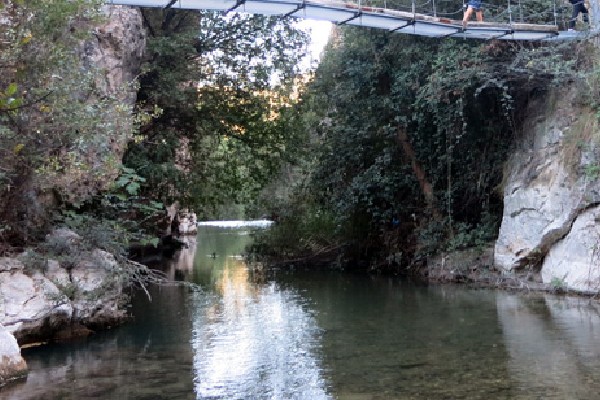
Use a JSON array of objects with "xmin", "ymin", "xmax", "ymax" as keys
[{"xmin": 568, "ymin": 28, "xmax": 575, "ymax": 31}]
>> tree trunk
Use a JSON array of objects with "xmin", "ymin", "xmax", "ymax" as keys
[{"xmin": 395, "ymin": 127, "xmax": 440, "ymax": 218}]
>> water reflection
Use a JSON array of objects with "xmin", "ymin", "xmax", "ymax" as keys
[
  {"xmin": 188, "ymin": 225, "xmax": 330, "ymax": 399},
  {"xmin": 2, "ymin": 283, "xmax": 196, "ymax": 400},
  {"xmin": 3, "ymin": 224, "xmax": 600, "ymax": 400},
  {"xmin": 497, "ymin": 294, "xmax": 600, "ymax": 400},
  {"xmin": 277, "ymin": 271, "xmax": 600, "ymax": 399}
]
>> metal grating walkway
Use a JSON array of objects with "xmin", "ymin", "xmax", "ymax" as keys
[{"xmin": 107, "ymin": 0, "xmax": 590, "ymax": 41}]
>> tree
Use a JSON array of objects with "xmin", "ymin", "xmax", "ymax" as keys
[
  {"xmin": 256, "ymin": 24, "xmax": 586, "ymax": 271},
  {"xmin": 124, "ymin": 7, "xmax": 310, "ymax": 218},
  {"xmin": 0, "ymin": 0, "xmax": 134, "ymax": 248}
]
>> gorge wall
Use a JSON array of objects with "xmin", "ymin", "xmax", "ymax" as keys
[
  {"xmin": 0, "ymin": 5, "xmax": 146, "ymax": 387},
  {"xmin": 494, "ymin": 88, "xmax": 600, "ymax": 292}
]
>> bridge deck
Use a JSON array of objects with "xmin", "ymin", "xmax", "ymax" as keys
[{"xmin": 108, "ymin": 0, "xmax": 582, "ymax": 41}]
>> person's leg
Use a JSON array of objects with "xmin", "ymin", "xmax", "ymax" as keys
[
  {"xmin": 475, "ymin": 9, "xmax": 483, "ymax": 21},
  {"xmin": 581, "ymin": 3, "xmax": 589, "ymax": 23},
  {"xmin": 463, "ymin": 6, "xmax": 474, "ymax": 27},
  {"xmin": 570, "ymin": 4, "xmax": 579, "ymax": 29}
]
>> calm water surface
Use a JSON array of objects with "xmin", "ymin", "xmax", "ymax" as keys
[{"xmin": 3, "ymin": 224, "xmax": 600, "ymax": 400}]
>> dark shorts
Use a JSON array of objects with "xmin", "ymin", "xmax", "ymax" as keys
[{"xmin": 468, "ymin": 0, "xmax": 482, "ymax": 11}]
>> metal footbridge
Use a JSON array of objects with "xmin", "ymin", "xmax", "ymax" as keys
[{"xmin": 107, "ymin": 0, "xmax": 597, "ymax": 41}]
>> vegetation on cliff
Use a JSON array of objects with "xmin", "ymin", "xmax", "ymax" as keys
[
  {"xmin": 0, "ymin": 0, "xmax": 127, "ymax": 249},
  {"xmin": 2, "ymin": 0, "xmax": 599, "ymax": 279},
  {"xmin": 252, "ymin": 26, "xmax": 598, "ymax": 273},
  {"xmin": 1, "ymin": 2, "xmax": 312, "ymax": 257}
]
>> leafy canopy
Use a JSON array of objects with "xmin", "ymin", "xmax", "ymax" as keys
[{"xmin": 124, "ymin": 8, "xmax": 310, "ymax": 218}]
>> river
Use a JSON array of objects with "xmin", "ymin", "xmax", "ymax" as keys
[{"xmin": 2, "ymin": 223, "xmax": 600, "ymax": 399}]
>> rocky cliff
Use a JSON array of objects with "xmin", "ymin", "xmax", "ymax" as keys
[
  {"xmin": 42, "ymin": 4, "xmax": 146, "ymax": 203},
  {"xmin": 0, "ymin": 229, "xmax": 132, "ymax": 387},
  {"xmin": 494, "ymin": 88, "xmax": 600, "ymax": 292},
  {"xmin": 0, "ymin": 5, "xmax": 146, "ymax": 387}
]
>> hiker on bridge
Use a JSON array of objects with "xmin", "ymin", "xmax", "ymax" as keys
[
  {"xmin": 568, "ymin": 0, "xmax": 589, "ymax": 31},
  {"xmin": 462, "ymin": 0, "xmax": 484, "ymax": 28}
]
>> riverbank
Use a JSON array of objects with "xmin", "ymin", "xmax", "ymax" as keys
[
  {"xmin": 426, "ymin": 246, "xmax": 600, "ymax": 297},
  {"xmin": 256, "ymin": 242, "xmax": 599, "ymax": 298},
  {"xmin": 0, "ymin": 229, "xmax": 131, "ymax": 387}
]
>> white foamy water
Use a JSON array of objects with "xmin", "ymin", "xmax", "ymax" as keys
[{"xmin": 197, "ymin": 220, "xmax": 274, "ymax": 228}]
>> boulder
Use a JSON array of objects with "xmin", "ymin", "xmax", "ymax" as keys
[
  {"xmin": 541, "ymin": 205, "xmax": 600, "ymax": 292},
  {"xmin": 1, "ymin": 230, "xmax": 129, "ymax": 344},
  {"xmin": 68, "ymin": 249, "xmax": 127, "ymax": 326},
  {"xmin": 0, "ymin": 269, "xmax": 72, "ymax": 343},
  {"xmin": 179, "ymin": 211, "xmax": 198, "ymax": 235},
  {"xmin": 0, "ymin": 325, "xmax": 27, "ymax": 387}
]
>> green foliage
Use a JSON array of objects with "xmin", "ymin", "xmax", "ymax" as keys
[
  {"xmin": 251, "ymin": 194, "xmax": 338, "ymax": 263},
  {"xmin": 19, "ymin": 249, "xmax": 48, "ymax": 273},
  {"xmin": 550, "ymin": 275, "xmax": 567, "ymax": 293},
  {"xmin": 113, "ymin": 167, "xmax": 146, "ymax": 196},
  {"xmin": 584, "ymin": 164, "xmax": 600, "ymax": 180},
  {"xmin": 446, "ymin": 213, "xmax": 499, "ymax": 252},
  {"xmin": 124, "ymin": 9, "xmax": 310, "ymax": 217},
  {"xmin": 0, "ymin": 82, "xmax": 22, "ymax": 111},
  {"xmin": 54, "ymin": 281, "xmax": 78, "ymax": 301},
  {"xmin": 57, "ymin": 166, "xmax": 167, "ymax": 250},
  {"xmin": 255, "ymin": 24, "xmax": 589, "ymax": 271},
  {"xmin": 0, "ymin": 0, "xmax": 137, "ymax": 246}
]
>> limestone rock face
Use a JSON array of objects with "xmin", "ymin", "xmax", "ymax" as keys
[
  {"xmin": 0, "ymin": 231, "xmax": 128, "ymax": 345},
  {"xmin": 0, "ymin": 246, "xmax": 129, "ymax": 387},
  {"xmin": 49, "ymin": 5, "xmax": 146, "ymax": 201},
  {"xmin": 85, "ymin": 5, "xmax": 146, "ymax": 105},
  {"xmin": 179, "ymin": 211, "xmax": 198, "ymax": 235},
  {"xmin": 0, "ymin": 259, "xmax": 72, "ymax": 340},
  {"xmin": 0, "ymin": 324, "xmax": 27, "ymax": 387},
  {"xmin": 541, "ymin": 206, "xmax": 600, "ymax": 291},
  {"xmin": 494, "ymin": 89, "xmax": 600, "ymax": 292},
  {"xmin": 0, "ymin": 5, "xmax": 147, "ymax": 241},
  {"xmin": 68, "ymin": 249, "xmax": 126, "ymax": 324}
]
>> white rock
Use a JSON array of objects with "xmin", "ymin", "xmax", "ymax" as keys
[
  {"xmin": 0, "ymin": 325, "xmax": 27, "ymax": 386},
  {"xmin": 0, "ymin": 258, "xmax": 25, "ymax": 273},
  {"xmin": 541, "ymin": 206, "xmax": 600, "ymax": 292},
  {"xmin": 0, "ymin": 271, "xmax": 72, "ymax": 335},
  {"xmin": 494, "ymin": 89, "xmax": 600, "ymax": 292}
]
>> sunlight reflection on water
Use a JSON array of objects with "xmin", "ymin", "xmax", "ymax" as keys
[
  {"xmin": 188, "ymin": 230, "xmax": 330, "ymax": 399},
  {"xmin": 190, "ymin": 285, "xmax": 329, "ymax": 399}
]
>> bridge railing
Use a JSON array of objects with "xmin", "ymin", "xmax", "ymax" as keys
[
  {"xmin": 107, "ymin": 0, "xmax": 591, "ymax": 38},
  {"xmin": 336, "ymin": 0, "xmax": 574, "ymax": 27}
]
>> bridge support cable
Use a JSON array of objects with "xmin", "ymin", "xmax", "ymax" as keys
[
  {"xmin": 338, "ymin": 11, "xmax": 362, "ymax": 26},
  {"xmin": 107, "ymin": 0, "xmax": 563, "ymax": 40},
  {"xmin": 226, "ymin": 0, "xmax": 245, "ymax": 14},
  {"xmin": 412, "ymin": 0, "xmax": 416, "ymax": 33},
  {"xmin": 284, "ymin": 1, "xmax": 306, "ymax": 18}
]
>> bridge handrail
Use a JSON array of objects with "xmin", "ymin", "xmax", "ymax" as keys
[{"xmin": 327, "ymin": 0, "xmax": 574, "ymax": 28}]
